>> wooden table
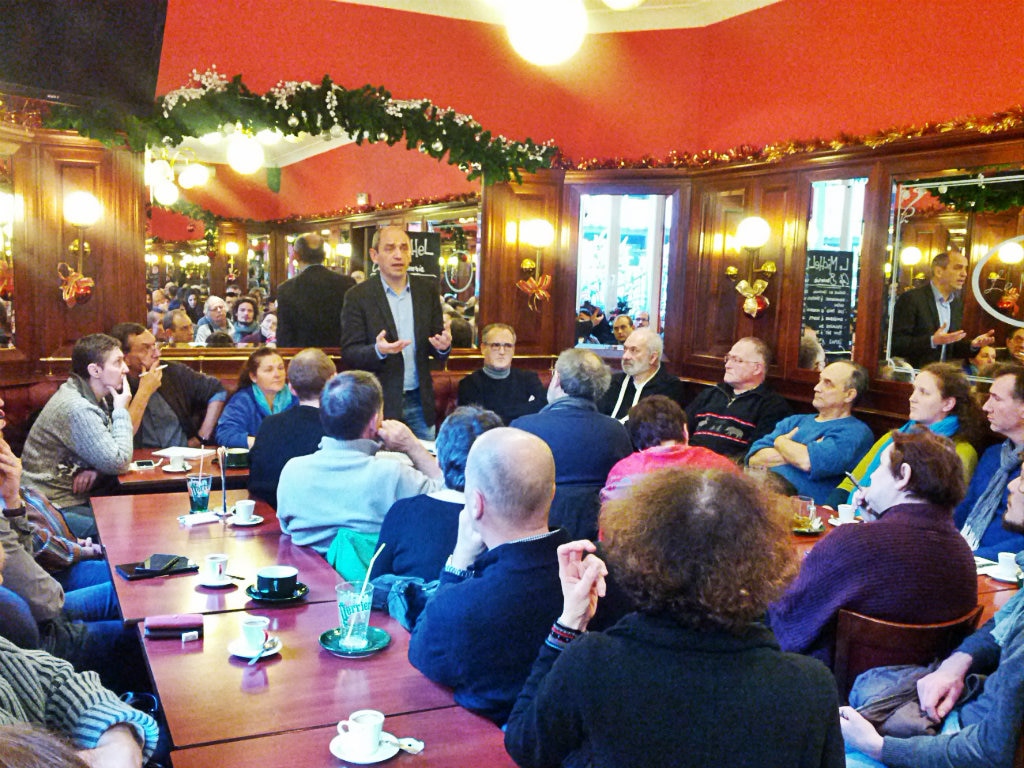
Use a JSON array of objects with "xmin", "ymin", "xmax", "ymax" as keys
[
  {"xmin": 94, "ymin": 491, "xmax": 280, "ymax": 554},
  {"xmin": 170, "ymin": 706, "xmax": 515, "ymax": 768},
  {"xmin": 115, "ymin": 447, "xmax": 250, "ymax": 493},
  {"xmin": 93, "ymin": 491, "xmax": 338, "ymax": 622},
  {"xmin": 144, "ymin": 605, "xmax": 453, "ymax": 749}
]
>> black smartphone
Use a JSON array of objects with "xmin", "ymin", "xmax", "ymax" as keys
[
  {"xmin": 116, "ymin": 555, "xmax": 198, "ymax": 581},
  {"xmin": 132, "ymin": 459, "xmax": 157, "ymax": 470}
]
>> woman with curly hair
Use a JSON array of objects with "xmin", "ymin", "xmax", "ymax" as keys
[
  {"xmin": 214, "ymin": 347, "xmax": 295, "ymax": 448},
  {"xmin": 505, "ymin": 468, "xmax": 844, "ymax": 768}
]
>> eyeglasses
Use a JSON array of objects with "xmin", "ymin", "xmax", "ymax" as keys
[
  {"xmin": 484, "ymin": 342, "xmax": 515, "ymax": 351},
  {"xmin": 723, "ymin": 355, "xmax": 758, "ymax": 365}
]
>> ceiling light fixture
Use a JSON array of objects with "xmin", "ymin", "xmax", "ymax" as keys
[{"xmin": 505, "ymin": 0, "xmax": 587, "ymax": 66}]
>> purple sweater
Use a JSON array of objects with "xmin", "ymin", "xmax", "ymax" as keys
[{"xmin": 768, "ymin": 502, "xmax": 977, "ymax": 666}]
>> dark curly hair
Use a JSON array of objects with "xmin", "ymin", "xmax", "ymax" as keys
[
  {"xmin": 600, "ymin": 468, "xmax": 796, "ymax": 633},
  {"xmin": 886, "ymin": 427, "xmax": 966, "ymax": 509}
]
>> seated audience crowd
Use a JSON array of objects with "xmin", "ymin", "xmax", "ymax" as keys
[{"xmin": 11, "ymin": 312, "xmax": 1024, "ymax": 766}]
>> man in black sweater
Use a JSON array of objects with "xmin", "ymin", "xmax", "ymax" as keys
[{"xmin": 457, "ymin": 323, "xmax": 545, "ymax": 425}]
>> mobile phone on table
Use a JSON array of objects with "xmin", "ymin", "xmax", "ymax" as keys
[
  {"xmin": 116, "ymin": 554, "xmax": 198, "ymax": 580},
  {"xmin": 131, "ymin": 459, "xmax": 157, "ymax": 470}
]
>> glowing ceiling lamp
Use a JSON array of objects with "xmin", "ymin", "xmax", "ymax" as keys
[
  {"xmin": 226, "ymin": 134, "xmax": 266, "ymax": 175},
  {"xmin": 505, "ymin": 0, "xmax": 587, "ymax": 66}
]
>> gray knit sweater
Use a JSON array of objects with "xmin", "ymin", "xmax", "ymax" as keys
[
  {"xmin": 21, "ymin": 376, "xmax": 133, "ymax": 508},
  {"xmin": 0, "ymin": 636, "xmax": 158, "ymax": 758}
]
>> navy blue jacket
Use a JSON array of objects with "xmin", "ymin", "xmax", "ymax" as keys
[{"xmin": 408, "ymin": 529, "xmax": 570, "ymax": 724}]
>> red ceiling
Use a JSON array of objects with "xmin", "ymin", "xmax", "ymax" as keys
[{"xmin": 152, "ymin": 0, "xmax": 1024, "ymax": 230}]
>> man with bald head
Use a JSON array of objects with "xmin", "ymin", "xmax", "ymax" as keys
[
  {"xmin": 276, "ymin": 232, "xmax": 356, "ymax": 348},
  {"xmin": 408, "ymin": 427, "xmax": 570, "ymax": 725},
  {"xmin": 599, "ymin": 327, "xmax": 685, "ymax": 421},
  {"xmin": 341, "ymin": 225, "xmax": 451, "ymax": 439}
]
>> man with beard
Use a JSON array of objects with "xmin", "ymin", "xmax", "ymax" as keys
[{"xmin": 598, "ymin": 328, "xmax": 685, "ymax": 422}]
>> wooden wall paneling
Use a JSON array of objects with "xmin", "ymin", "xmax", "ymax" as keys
[
  {"xmin": 684, "ymin": 182, "xmax": 747, "ymax": 369},
  {"xmin": 214, "ymin": 222, "xmax": 247, "ymax": 298},
  {"xmin": 479, "ymin": 171, "xmax": 565, "ymax": 354},
  {"xmin": 3, "ymin": 128, "xmax": 144, "ymax": 370},
  {"xmin": 751, "ymin": 175, "xmax": 799, "ymax": 378},
  {"xmin": 7, "ymin": 127, "xmax": 40, "ymax": 370}
]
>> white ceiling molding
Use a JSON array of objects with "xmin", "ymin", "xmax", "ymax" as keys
[{"xmin": 330, "ymin": 0, "xmax": 781, "ymax": 33}]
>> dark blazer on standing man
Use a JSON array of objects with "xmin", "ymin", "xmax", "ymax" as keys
[
  {"xmin": 890, "ymin": 283, "xmax": 968, "ymax": 367},
  {"xmin": 340, "ymin": 273, "xmax": 447, "ymax": 427},
  {"xmin": 276, "ymin": 264, "xmax": 356, "ymax": 348}
]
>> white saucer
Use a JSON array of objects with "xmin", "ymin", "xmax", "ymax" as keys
[
  {"xmin": 827, "ymin": 516, "xmax": 861, "ymax": 526},
  {"xmin": 329, "ymin": 733, "xmax": 400, "ymax": 765},
  {"xmin": 162, "ymin": 464, "xmax": 191, "ymax": 473},
  {"xmin": 228, "ymin": 514, "xmax": 263, "ymax": 527},
  {"xmin": 988, "ymin": 568, "xmax": 1022, "ymax": 584},
  {"xmin": 227, "ymin": 636, "xmax": 282, "ymax": 660},
  {"xmin": 198, "ymin": 575, "xmax": 235, "ymax": 588}
]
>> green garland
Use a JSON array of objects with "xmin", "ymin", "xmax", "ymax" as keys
[
  {"xmin": 932, "ymin": 175, "xmax": 1024, "ymax": 213},
  {"xmin": 42, "ymin": 69, "xmax": 556, "ymax": 184}
]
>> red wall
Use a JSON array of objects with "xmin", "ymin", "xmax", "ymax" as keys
[{"xmin": 155, "ymin": 0, "xmax": 1024, "ymax": 220}]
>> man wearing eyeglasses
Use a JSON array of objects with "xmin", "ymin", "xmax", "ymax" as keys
[
  {"xmin": 108, "ymin": 323, "xmax": 226, "ymax": 448},
  {"xmin": 686, "ymin": 337, "xmax": 792, "ymax": 460},
  {"xmin": 457, "ymin": 324, "xmax": 545, "ymax": 425}
]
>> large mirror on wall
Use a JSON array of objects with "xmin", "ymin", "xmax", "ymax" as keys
[
  {"xmin": 798, "ymin": 178, "xmax": 866, "ymax": 371},
  {"xmin": 879, "ymin": 170, "xmax": 1024, "ymax": 380},
  {"xmin": 574, "ymin": 193, "xmax": 673, "ymax": 345}
]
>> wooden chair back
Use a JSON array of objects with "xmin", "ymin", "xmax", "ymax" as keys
[{"xmin": 833, "ymin": 605, "xmax": 983, "ymax": 704}]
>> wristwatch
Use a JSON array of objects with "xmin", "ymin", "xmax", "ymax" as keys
[{"xmin": 443, "ymin": 555, "xmax": 473, "ymax": 579}]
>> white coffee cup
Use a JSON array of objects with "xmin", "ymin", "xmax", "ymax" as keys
[
  {"xmin": 203, "ymin": 553, "xmax": 228, "ymax": 582},
  {"xmin": 337, "ymin": 709, "xmax": 384, "ymax": 757},
  {"xmin": 234, "ymin": 499, "xmax": 256, "ymax": 522},
  {"xmin": 169, "ymin": 454, "xmax": 187, "ymax": 471},
  {"xmin": 998, "ymin": 551, "xmax": 1019, "ymax": 580},
  {"xmin": 241, "ymin": 615, "xmax": 270, "ymax": 653},
  {"xmin": 837, "ymin": 504, "xmax": 857, "ymax": 524}
]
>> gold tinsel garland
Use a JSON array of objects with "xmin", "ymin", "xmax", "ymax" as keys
[{"xmin": 553, "ymin": 105, "xmax": 1024, "ymax": 171}]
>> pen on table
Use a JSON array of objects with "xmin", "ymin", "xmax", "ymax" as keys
[
  {"xmin": 140, "ymin": 365, "xmax": 167, "ymax": 377},
  {"xmin": 156, "ymin": 556, "xmax": 181, "ymax": 574}
]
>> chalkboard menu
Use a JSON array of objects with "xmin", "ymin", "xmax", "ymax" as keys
[
  {"xmin": 801, "ymin": 250, "xmax": 855, "ymax": 352},
  {"xmin": 368, "ymin": 232, "xmax": 441, "ymax": 278}
]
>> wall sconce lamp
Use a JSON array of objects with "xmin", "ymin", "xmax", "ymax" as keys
[
  {"xmin": 999, "ymin": 241, "xmax": 1024, "ymax": 265},
  {"xmin": 899, "ymin": 246, "xmax": 923, "ymax": 266},
  {"xmin": 224, "ymin": 240, "xmax": 240, "ymax": 285},
  {"xmin": 59, "ymin": 191, "xmax": 101, "ymax": 307},
  {"xmin": 514, "ymin": 218, "xmax": 555, "ymax": 311},
  {"xmin": 725, "ymin": 215, "xmax": 775, "ymax": 318},
  {"xmin": 517, "ymin": 218, "xmax": 555, "ymax": 276}
]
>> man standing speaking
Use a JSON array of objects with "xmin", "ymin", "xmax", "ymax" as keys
[{"xmin": 341, "ymin": 226, "xmax": 451, "ymax": 439}]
